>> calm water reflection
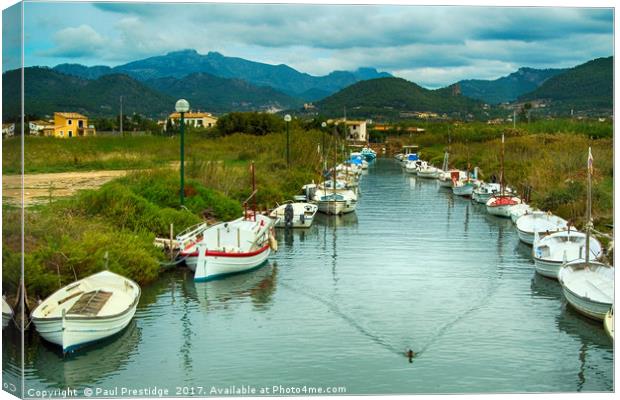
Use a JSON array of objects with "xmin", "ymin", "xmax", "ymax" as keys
[{"xmin": 4, "ymin": 159, "xmax": 613, "ymax": 395}]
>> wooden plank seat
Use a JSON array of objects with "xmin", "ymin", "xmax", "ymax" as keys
[{"xmin": 67, "ymin": 290, "xmax": 113, "ymax": 317}]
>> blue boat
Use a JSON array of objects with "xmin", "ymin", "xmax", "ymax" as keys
[{"xmin": 360, "ymin": 147, "xmax": 377, "ymax": 161}]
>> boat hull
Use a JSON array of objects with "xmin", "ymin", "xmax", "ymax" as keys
[
  {"xmin": 561, "ymin": 285, "xmax": 611, "ymax": 321},
  {"xmin": 533, "ymin": 257, "xmax": 562, "ymax": 280},
  {"xmin": 194, "ymin": 245, "xmax": 271, "ymax": 282},
  {"xmin": 32, "ymin": 304, "xmax": 138, "ymax": 353},
  {"xmin": 273, "ymin": 215, "xmax": 315, "ymax": 228},
  {"xmin": 317, "ymin": 200, "xmax": 356, "ymax": 215},
  {"xmin": 452, "ymin": 184, "xmax": 474, "ymax": 197}
]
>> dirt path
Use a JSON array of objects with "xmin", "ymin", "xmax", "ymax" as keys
[{"xmin": 2, "ymin": 170, "xmax": 128, "ymax": 206}]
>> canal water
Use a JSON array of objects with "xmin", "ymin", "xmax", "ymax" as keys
[{"xmin": 4, "ymin": 159, "xmax": 613, "ymax": 395}]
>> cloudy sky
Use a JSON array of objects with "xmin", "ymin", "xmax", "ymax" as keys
[{"xmin": 3, "ymin": 1, "xmax": 614, "ymax": 88}]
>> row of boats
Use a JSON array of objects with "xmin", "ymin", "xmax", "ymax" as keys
[
  {"xmin": 3, "ymin": 148, "xmax": 379, "ymax": 354},
  {"xmin": 398, "ymin": 142, "xmax": 613, "ymax": 340}
]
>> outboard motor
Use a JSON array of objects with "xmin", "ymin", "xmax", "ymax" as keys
[{"xmin": 284, "ymin": 203, "xmax": 295, "ymax": 228}]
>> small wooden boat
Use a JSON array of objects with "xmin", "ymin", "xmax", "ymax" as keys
[
  {"xmin": 516, "ymin": 211, "xmax": 568, "ymax": 245},
  {"xmin": 314, "ymin": 189, "xmax": 357, "ymax": 215},
  {"xmin": 270, "ymin": 201, "xmax": 318, "ymax": 228},
  {"xmin": 438, "ymin": 169, "xmax": 463, "ymax": 188},
  {"xmin": 472, "ymin": 182, "xmax": 501, "ymax": 204},
  {"xmin": 486, "ymin": 131, "xmax": 521, "ymax": 217},
  {"xmin": 558, "ymin": 148, "xmax": 613, "ymax": 322},
  {"xmin": 417, "ymin": 165, "xmax": 440, "ymax": 179},
  {"xmin": 2, "ymin": 296, "xmax": 13, "ymax": 329},
  {"xmin": 486, "ymin": 195, "xmax": 522, "ymax": 218},
  {"xmin": 533, "ymin": 229, "xmax": 603, "ymax": 279},
  {"xmin": 193, "ymin": 213, "xmax": 276, "ymax": 282},
  {"xmin": 31, "ymin": 270, "xmax": 141, "ymax": 353},
  {"xmin": 558, "ymin": 260, "xmax": 613, "ymax": 321},
  {"xmin": 604, "ymin": 308, "xmax": 614, "ymax": 340},
  {"xmin": 451, "ymin": 179, "xmax": 475, "ymax": 197}
]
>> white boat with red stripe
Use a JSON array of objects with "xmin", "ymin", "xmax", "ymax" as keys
[{"xmin": 193, "ymin": 162, "xmax": 277, "ymax": 282}]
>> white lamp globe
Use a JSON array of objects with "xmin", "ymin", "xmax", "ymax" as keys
[
  {"xmin": 321, "ymin": 122, "xmax": 327, "ymax": 128},
  {"xmin": 284, "ymin": 114, "xmax": 292, "ymax": 122},
  {"xmin": 175, "ymin": 99, "xmax": 190, "ymax": 113}
]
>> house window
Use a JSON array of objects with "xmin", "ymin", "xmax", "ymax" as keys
[
  {"xmin": 68, "ymin": 130, "xmax": 73, "ymax": 138},
  {"xmin": 60, "ymin": 131, "xmax": 64, "ymax": 136},
  {"xmin": 78, "ymin": 120, "xmax": 84, "ymax": 128},
  {"xmin": 68, "ymin": 120, "xmax": 72, "ymax": 125}
]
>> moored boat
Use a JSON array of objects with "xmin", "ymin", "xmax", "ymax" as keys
[
  {"xmin": 516, "ymin": 211, "xmax": 568, "ymax": 245},
  {"xmin": 558, "ymin": 260, "xmax": 613, "ymax": 321},
  {"xmin": 533, "ymin": 229, "xmax": 603, "ymax": 279},
  {"xmin": 270, "ymin": 202, "xmax": 318, "ymax": 228},
  {"xmin": 177, "ymin": 222, "xmax": 209, "ymax": 271},
  {"xmin": 31, "ymin": 270, "xmax": 141, "ymax": 353},
  {"xmin": 314, "ymin": 189, "xmax": 357, "ymax": 215},
  {"xmin": 486, "ymin": 195, "xmax": 522, "ymax": 218},
  {"xmin": 509, "ymin": 203, "xmax": 533, "ymax": 223},
  {"xmin": 417, "ymin": 165, "xmax": 440, "ymax": 179},
  {"xmin": 193, "ymin": 213, "xmax": 276, "ymax": 282},
  {"xmin": 472, "ymin": 182, "xmax": 501, "ymax": 204}
]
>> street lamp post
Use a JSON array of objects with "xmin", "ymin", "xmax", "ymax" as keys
[
  {"xmin": 284, "ymin": 114, "xmax": 292, "ymax": 167},
  {"xmin": 175, "ymin": 99, "xmax": 190, "ymax": 206}
]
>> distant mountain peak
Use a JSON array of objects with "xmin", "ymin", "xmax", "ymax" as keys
[{"xmin": 167, "ymin": 49, "xmax": 199, "ymax": 56}]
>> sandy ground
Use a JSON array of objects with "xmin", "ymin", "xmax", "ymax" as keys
[{"xmin": 2, "ymin": 170, "xmax": 128, "ymax": 206}]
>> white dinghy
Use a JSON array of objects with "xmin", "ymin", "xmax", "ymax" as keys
[
  {"xmin": 533, "ymin": 229, "xmax": 602, "ymax": 279},
  {"xmin": 31, "ymin": 270, "xmax": 140, "ymax": 353},
  {"xmin": 417, "ymin": 165, "xmax": 440, "ymax": 179},
  {"xmin": 270, "ymin": 202, "xmax": 318, "ymax": 228},
  {"xmin": 515, "ymin": 211, "xmax": 568, "ymax": 245},
  {"xmin": 2, "ymin": 296, "xmax": 13, "ymax": 329},
  {"xmin": 485, "ymin": 131, "xmax": 522, "ymax": 217},
  {"xmin": 559, "ymin": 260, "xmax": 613, "ymax": 321},
  {"xmin": 314, "ymin": 189, "xmax": 357, "ymax": 215}
]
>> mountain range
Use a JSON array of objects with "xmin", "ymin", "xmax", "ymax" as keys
[
  {"xmin": 518, "ymin": 57, "xmax": 613, "ymax": 113},
  {"xmin": 53, "ymin": 49, "xmax": 392, "ymax": 101},
  {"xmin": 457, "ymin": 67, "xmax": 567, "ymax": 104},
  {"xmin": 2, "ymin": 50, "xmax": 612, "ymax": 121}
]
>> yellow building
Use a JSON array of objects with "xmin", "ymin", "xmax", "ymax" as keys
[
  {"xmin": 167, "ymin": 112, "xmax": 218, "ymax": 130},
  {"xmin": 44, "ymin": 112, "xmax": 96, "ymax": 138}
]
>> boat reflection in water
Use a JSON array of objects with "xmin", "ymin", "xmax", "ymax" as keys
[
  {"xmin": 313, "ymin": 211, "xmax": 359, "ymax": 228},
  {"xmin": 529, "ymin": 273, "xmax": 563, "ymax": 302},
  {"xmin": 555, "ymin": 302, "xmax": 613, "ymax": 392},
  {"xmin": 28, "ymin": 320, "xmax": 141, "ymax": 388},
  {"xmin": 186, "ymin": 263, "xmax": 278, "ymax": 312}
]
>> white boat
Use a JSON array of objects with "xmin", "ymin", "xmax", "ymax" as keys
[
  {"xmin": 2, "ymin": 296, "xmax": 13, "ymax": 329},
  {"xmin": 533, "ymin": 229, "xmax": 603, "ymax": 279},
  {"xmin": 604, "ymin": 308, "xmax": 614, "ymax": 340},
  {"xmin": 438, "ymin": 169, "xmax": 463, "ymax": 188},
  {"xmin": 177, "ymin": 222, "xmax": 209, "ymax": 271},
  {"xmin": 558, "ymin": 147, "xmax": 613, "ymax": 322},
  {"xmin": 417, "ymin": 165, "xmax": 440, "ymax": 179},
  {"xmin": 193, "ymin": 213, "xmax": 276, "ymax": 282},
  {"xmin": 509, "ymin": 203, "xmax": 533, "ymax": 223},
  {"xmin": 451, "ymin": 179, "xmax": 476, "ymax": 197},
  {"xmin": 404, "ymin": 159, "xmax": 424, "ymax": 174},
  {"xmin": 293, "ymin": 183, "xmax": 317, "ymax": 202},
  {"xmin": 313, "ymin": 189, "xmax": 357, "ymax": 215},
  {"xmin": 270, "ymin": 202, "xmax": 318, "ymax": 228},
  {"xmin": 486, "ymin": 195, "xmax": 522, "ymax": 218},
  {"xmin": 472, "ymin": 182, "xmax": 501, "ymax": 204},
  {"xmin": 558, "ymin": 260, "xmax": 613, "ymax": 321},
  {"xmin": 515, "ymin": 211, "xmax": 568, "ymax": 245},
  {"xmin": 485, "ymin": 132, "xmax": 521, "ymax": 217},
  {"xmin": 31, "ymin": 270, "xmax": 141, "ymax": 353}
]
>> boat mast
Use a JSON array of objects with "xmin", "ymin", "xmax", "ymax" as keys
[
  {"xmin": 585, "ymin": 147, "xmax": 593, "ymax": 265},
  {"xmin": 500, "ymin": 131, "xmax": 505, "ymax": 196}
]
